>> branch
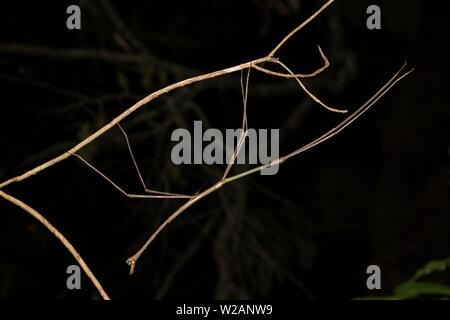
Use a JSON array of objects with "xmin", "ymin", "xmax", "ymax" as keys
[
  {"xmin": 254, "ymin": 45, "xmax": 330, "ymax": 78},
  {"xmin": 273, "ymin": 59, "xmax": 348, "ymax": 113},
  {"xmin": 268, "ymin": 0, "xmax": 336, "ymax": 57},
  {"xmin": 0, "ymin": 190, "xmax": 110, "ymax": 300}
]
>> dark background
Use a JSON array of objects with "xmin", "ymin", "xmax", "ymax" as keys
[{"xmin": 0, "ymin": 0, "xmax": 448, "ymax": 299}]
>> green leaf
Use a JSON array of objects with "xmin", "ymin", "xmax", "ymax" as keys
[
  {"xmin": 354, "ymin": 258, "xmax": 450, "ymax": 300},
  {"xmin": 411, "ymin": 258, "xmax": 450, "ymax": 281},
  {"xmin": 394, "ymin": 281, "xmax": 450, "ymax": 299}
]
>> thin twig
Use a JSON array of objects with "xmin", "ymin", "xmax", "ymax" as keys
[
  {"xmin": 71, "ymin": 152, "xmax": 192, "ymax": 199},
  {"xmin": 0, "ymin": 189, "xmax": 110, "ymax": 300},
  {"xmin": 254, "ymin": 46, "xmax": 347, "ymax": 113},
  {"xmin": 268, "ymin": 0, "xmax": 336, "ymax": 57},
  {"xmin": 254, "ymin": 45, "xmax": 330, "ymax": 78},
  {"xmin": 126, "ymin": 181, "xmax": 225, "ymax": 274},
  {"xmin": 222, "ymin": 65, "xmax": 252, "ymax": 181},
  {"xmin": 283, "ymin": 63, "xmax": 415, "ymax": 159},
  {"xmin": 241, "ymin": 66, "xmax": 251, "ymax": 131},
  {"xmin": 117, "ymin": 124, "xmax": 192, "ymax": 197},
  {"xmin": 274, "ymin": 59, "xmax": 348, "ymax": 113}
]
